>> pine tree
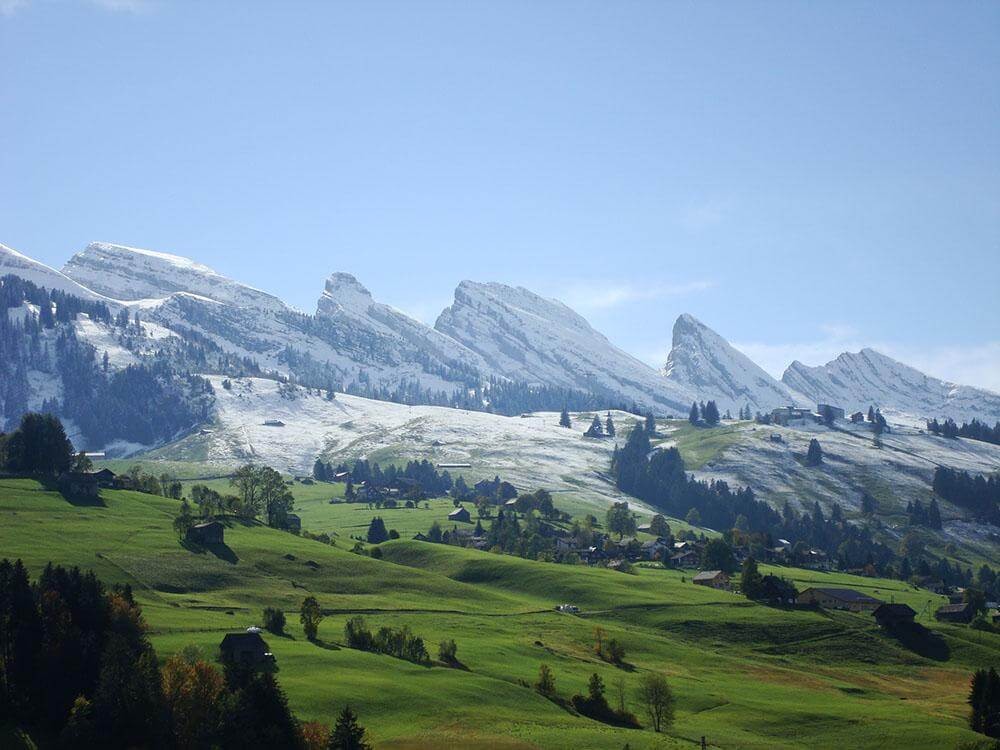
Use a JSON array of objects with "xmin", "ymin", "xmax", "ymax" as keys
[
  {"xmin": 328, "ymin": 705, "xmax": 371, "ymax": 750},
  {"xmin": 584, "ymin": 415, "xmax": 604, "ymax": 438},
  {"xmin": 366, "ymin": 517, "xmax": 389, "ymax": 543},
  {"xmin": 645, "ymin": 412, "xmax": 656, "ymax": 434},
  {"xmin": 868, "ymin": 405, "xmax": 875, "ymax": 422},
  {"xmin": 559, "ymin": 408, "xmax": 571, "ymax": 428},
  {"xmin": 805, "ymin": 438, "xmax": 823, "ymax": 466},
  {"xmin": 605, "ymin": 413, "xmax": 616, "ymax": 437},
  {"xmin": 703, "ymin": 400, "xmax": 720, "ymax": 427},
  {"xmin": 688, "ymin": 402, "xmax": 700, "ymax": 426}
]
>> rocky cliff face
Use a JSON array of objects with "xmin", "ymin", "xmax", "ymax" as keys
[
  {"xmin": 662, "ymin": 313, "xmax": 801, "ymax": 413},
  {"xmin": 435, "ymin": 281, "xmax": 693, "ymax": 413},
  {"xmin": 782, "ymin": 348, "xmax": 1000, "ymax": 422}
]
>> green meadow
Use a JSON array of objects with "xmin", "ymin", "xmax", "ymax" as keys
[{"xmin": 1, "ymin": 477, "xmax": 996, "ymax": 748}]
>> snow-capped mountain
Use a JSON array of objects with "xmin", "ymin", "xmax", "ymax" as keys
[
  {"xmin": 63, "ymin": 241, "xmax": 286, "ymax": 311},
  {"xmin": 434, "ymin": 281, "xmax": 693, "ymax": 414},
  {"xmin": 782, "ymin": 349, "xmax": 1000, "ymax": 424},
  {"xmin": 316, "ymin": 272, "xmax": 487, "ymax": 374},
  {"xmin": 1, "ymin": 242, "xmax": 115, "ymax": 303},
  {"xmin": 662, "ymin": 313, "xmax": 802, "ymax": 414},
  {"xmin": 61, "ymin": 243, "xmax": 485, "ymax": 399}
]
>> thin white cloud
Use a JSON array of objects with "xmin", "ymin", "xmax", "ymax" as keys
[
  {"xmin": 88, "ymin": 0, "xmax": 152, "ymax": 12},
  {"xmin": 1, "ymin": 0, "xmax": 153, "ymax": 14},
  {"xmin": 735, "ymin": 325, "xmax": 1000, "ymax": 394},
  {"xmin": 560, "ymin": 279, "xmax": 714, "ymax": 312},
  {"xmin": 0, "ymin": 0, "xmax": 29, "ymax": 15}
]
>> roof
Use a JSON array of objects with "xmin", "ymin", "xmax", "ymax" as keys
[
  {"xmin": 873, "ymin": 603, "xmax": 916, "ymax": 617},
  {"xmin": 191, "ymin": 521, "xmax": 223, "ymax": 530},
  {"xmin": 936, "ymin": 603, "xmax": 970, "ymax": 614},
  {"xmin": 801, "ymin": 587, "xmax": 880, "ymax": 603},
  {"xmin": 220, "ymin": 631, "xmax": 267, "ymax": 649},
  {"xmin": 693, "ymin": 570, "xmax": 725, "ymax": 581},
  {"xmin": 448, "ymin": 506, "xmax": 469, "ymax": 516}
]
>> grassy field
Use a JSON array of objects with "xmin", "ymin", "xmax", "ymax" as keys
[
  {"xmin": 1, "ymin": 477, "xmax": 996, "ymax": 748},
  {"xmin": 661, "ymin": 421, "xmax": 747, "ymax": 470}
]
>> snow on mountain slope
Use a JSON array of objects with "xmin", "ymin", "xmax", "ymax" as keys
[
  {"xmin": 662, "ymin": 313, "xmax": 803, "ymax": 414},
  {"xmin": 61, "ymin": 243, "xmax": 486, "ymax": 396},
  {"xmin": 685, "ymin": 419, "xmax": 1000, "ymax": 564},
  {"xmin": 63, "ymin": 242, "xmax": 286, "ymax": 310},
  {"xmin": 151, "ymin": 375, "xmax": 651, "ymax": 515},
  {"xmin": 1, "ymin": 242, "xmax": 114, "ymax": 302},
  {"xmin": 435, "ymin": 281, "xmax": 692, "ymax": 414},
  {"xmin": 316, "ymin": 273, "xmax": 488, "ymax": 373},
  {"xmin": 782, "ymin": 348, "xmax": 1000, "ymax": 423}
]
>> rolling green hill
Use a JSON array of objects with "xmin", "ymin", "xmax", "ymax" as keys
[{"xmin": 1, "ymin": 477, "xmax": 996, "ymax": 749}]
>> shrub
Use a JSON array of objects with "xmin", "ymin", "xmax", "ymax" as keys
[
  {"xmin": 438, "ymin": 638, "xmax": 458, "ymax": 664},
  {"xmin": 262, "ymin": 606, "xmax": 286, "ymax": 634}
]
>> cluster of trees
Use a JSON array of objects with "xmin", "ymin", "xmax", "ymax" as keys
[
  {"xmin": 0, "ymin": 559, "xmax": 373, "ymax": 749},
  {"xmin": 55, "ymin": 330, "xmax": 214, "ymax": 447},
  {"xmin": 928, "ymin": 417, "xmax": 1000, "ymax": 446},
  {"xmin": 905, "ymin": 498, "xmax": 942, "ymax": 529},
  {"xmin": 365, "ymin": 517, "xmax": 400, "ymax": 543},
  {"xmin": 932, "ymin": 467, "xmax": 1000, "ymax": 526},
  {"xmin": 612, "ymin": 424, "xmax": 895, "ymax": 574},
  {"xmin": 688, "ymin": 400, "xmax": 720, "ymax": 426},
  {"xmin": 805, "ymin": 438, "xmax": 823, "ymax": 466},
  {"xmin": 343, "ymin": 616, "xmax": 430, "ymax": 664},
  {"xmin": 173, "ymin": 464, "xmax": 297, "ymax": 536},
  {"xmin": 613, "ymin": 426, "xmax": 780, "ymax": 533},
  {"xmin": 315, "ymin": 458, "xmax": 456, "ymax": 500},
  {"xmin": 739, "ymin": 558, "xmax": 798, "ymax": 604},
  {"xmin": 0, "ymin": 411, "xmax": 76, "ymax": 475},
  {"xmin": 969, "ymin": 668, "xmax": 1000, "ymax": 738},
  {"xmin": 592, "ymin": 626, "xmax": 627, "ymax": 666},
  {"xmin": 570, "ymin": 673, "xmax": 641, "ymax": 728},
  {"xmin": 583, "ymin": 413, "xmax": 616, "ymax": 438},
  {"xmin": 229, "ymin": 464, "xmax": 296, "ymax": 528}
]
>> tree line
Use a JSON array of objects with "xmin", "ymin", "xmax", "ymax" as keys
[
  {"xmin": 932, "ymin": 467, "xmax": 1000, "ymax": 526},
  {"xmin": 928, "ymin": 417, "xmax": 1000, "ymax": 446},
  {"xmin": 0, "ymin": 559, "xmax": 377, "ymax": 749}
]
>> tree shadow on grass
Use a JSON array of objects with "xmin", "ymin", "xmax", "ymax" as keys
[
  {"xmin": 38, "ymin": 476, "xmax": 106, "ymax": 507},
  {"xmin": 309, "ymin": 638, "xmax": 341, "ymax": 651},
  {"xmin": 180, "ymin": 538, "xmax": 239, "ymax": 564},
  {"xmin": 885, "ymin": 623, "xmax": 950, "ymax": 661}
]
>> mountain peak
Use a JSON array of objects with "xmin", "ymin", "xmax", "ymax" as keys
[
  {"xmin": 317, "ymin": 272, "xmax": 374, "ymax": 316},
  {"xmin": 63, "ymin": 241, "xmax": 284, "ymax": 309},
  {"xmin": 782, "ymin": 349, "xmax": 1000, "ymax": 421},
  {"xmin": 663, "ymin": 314, "xmax": 798, "ymax": 412},
  {"xmin": 1, "ymin": 241, "xmax": 110, "ymax": 301},
  {"xmin": 436, "ymin": 280, "xmax": 691, "ymax": 413}
]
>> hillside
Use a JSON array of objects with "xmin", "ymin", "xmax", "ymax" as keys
[
  {"xmin": 1, "ymin": 477, "xmax": 996, "ymax": 749},
  {"xmin": 679, "ymin": 419, "xmax": 1000, "ymax": 566},
  {"xmin": 149, "ymin": 375, "xmax": 654, "ymax": 519},
  {"xmin": 138, "ymin": 376, "xmax": 1000, "ymax": 568}
]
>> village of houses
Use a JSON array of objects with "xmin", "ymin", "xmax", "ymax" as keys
[{"xmin": 55, "ymin": 399, "xmax": 994, "ymax": 675}]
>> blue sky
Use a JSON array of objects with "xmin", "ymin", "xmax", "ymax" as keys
[{"xmin": 2, "ymin": 1, "xmax": 999, "ymax": 389}]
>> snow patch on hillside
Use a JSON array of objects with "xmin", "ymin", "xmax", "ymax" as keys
[{"xmin": 161, "ymin": 376, "xmax": 652, "ymax": 514}]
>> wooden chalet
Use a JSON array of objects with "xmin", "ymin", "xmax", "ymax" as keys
[
  {"xmin": 186, "ymin": 520, "xmax": 225, "ymax": 545},
  {"xmin": 796, "ymin": 587, "xmax": 882, "ymax": 612},
  {"xmin": 692, "ymin": 570, "xmax": 730, "ymax": 589},
  {"xmin": 934, "ymin": 602, "xmax": 973, "ymax": 623},
  {"xmin": 872, "ymin": 603, "xmax": 916, "ymax": 629},
  {"xmin": 220, "ymin": 631, "xmax": 271, "ymax": 666}
]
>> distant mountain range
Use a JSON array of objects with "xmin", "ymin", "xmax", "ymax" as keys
[{"xmin": 3, "ymin": 239, "xmax": 999, "ymax": 441}]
